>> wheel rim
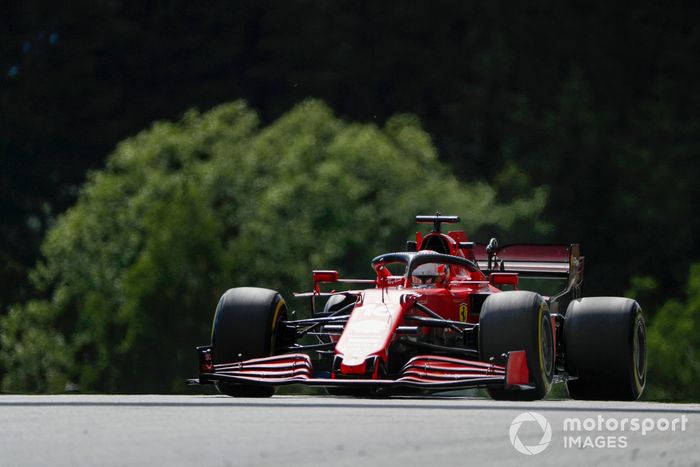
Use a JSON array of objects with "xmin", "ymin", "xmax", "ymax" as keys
[
  {"xmin": 540, "ymin": 315, "xmax": 554, "ymax": 376},
  {"xmin": 633, "ymin": 317, "xmax": 647, "ymax": 383}
]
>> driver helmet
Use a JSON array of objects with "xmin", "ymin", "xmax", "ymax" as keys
[{"xmin": 412, "ymin": 262, "xmax": 439, "ymax": 285}]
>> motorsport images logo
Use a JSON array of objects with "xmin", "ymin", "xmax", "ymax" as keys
[
  {"xmin": 509, "ymin": 412, "xmax": 552, "ymax": 455},
  {"xmin": 508, "ymin": 412, "xmax": 688, "ymax": 454}
]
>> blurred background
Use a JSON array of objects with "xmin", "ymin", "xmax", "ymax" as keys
[{"xmin": 1, "ymin": 0, "xmax": 699, "ymax": 399}]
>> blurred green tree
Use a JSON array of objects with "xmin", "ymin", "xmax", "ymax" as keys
[
  {"xmin": 0, "ymin": 100, "xmax": 548, "ymax": 393},
  {"xmin": 645, "ymin": 263, "xmax": 700, "ymax": 401}
]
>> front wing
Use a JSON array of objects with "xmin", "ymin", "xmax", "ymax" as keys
[{"xmin": 188, "ymin": 347, "xmax": 532, "ymax": 392}]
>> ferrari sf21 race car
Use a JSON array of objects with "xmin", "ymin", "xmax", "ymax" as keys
[{"xmin": 189, "ymin": 214, "xmax": 647, "ymax": 400}]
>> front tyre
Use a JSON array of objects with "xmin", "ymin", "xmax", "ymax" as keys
[
  {"xmin": 211, "ymin": 287, "xmax": 288, "ymax": 397},
  {"xmin": 564, "ymin": 297, "xmax": 646, "ymax": 400},
  {"xmin": 479, "ymin": 291, "xmax": 554, "ymax": 401}
]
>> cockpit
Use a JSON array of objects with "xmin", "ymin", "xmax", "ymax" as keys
[{"xmin": 371, "ymin": 251, "xmax": 482, "ymax": 289}]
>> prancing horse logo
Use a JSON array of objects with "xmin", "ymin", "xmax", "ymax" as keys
[{"xmin": 459, "ymin": 303, "xmax": 468, "ymax": 322}]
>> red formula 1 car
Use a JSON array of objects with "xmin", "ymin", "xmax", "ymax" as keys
[{"xmin": 190, "ymin": 214, "xmax": 647, "ymax": 400}]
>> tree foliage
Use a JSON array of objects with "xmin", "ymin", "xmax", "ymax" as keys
[
  {"xmin": 4, "ymin": 1, "xmax": 700, "ymax": 314},
  {"xmin": 0, "ymin": 100, "xmax": 547, "ymax": 393},
  {"xmin": 645, "ymin": 264, "xmax": 700, "ymax": 401},
  {"xmin": 3, "ymin": 1, "xmax": 699, "ymax": 399}
]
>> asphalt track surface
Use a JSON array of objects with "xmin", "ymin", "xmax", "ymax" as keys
[{"xmin": 1, "ymin": 394, "xmax": 698, "ymax": 467}]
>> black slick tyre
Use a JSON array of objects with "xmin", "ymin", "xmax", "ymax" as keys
[
  {"xmin": 564, "ymin": 297, "xmax": 646, "ymax": 400},
  {"xmin": 211, "ymin": 287, "xmax": 287, "ymax": 397},
  {"xmin": 479, "ymin": 291, "xmax": 555, "ymax": 401}
]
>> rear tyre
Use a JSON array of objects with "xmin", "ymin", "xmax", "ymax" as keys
[
  {"xmin": 479, "ymin": 291, "xmax": 554, "ymax": 401},
  {"xmin": 211, "ymin": 287, "xmax": 288, "ymax": 398},
  {"xmin": 564, "ymin": 297, "xmax": 646, "ymax": 400}
]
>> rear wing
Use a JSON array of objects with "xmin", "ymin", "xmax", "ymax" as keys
[{"xmin": 473, "ymin": 243, "xmax": 584, "ymax": 298}]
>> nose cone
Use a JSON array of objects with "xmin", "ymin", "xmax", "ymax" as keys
[{"xmin": 335, "ymin": 302, "xmax": 392, "ymax": 366}]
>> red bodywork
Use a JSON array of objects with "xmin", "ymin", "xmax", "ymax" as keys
[{"xmin": 194, "ymin": 216, "xmax": 582, "ymax": 394}]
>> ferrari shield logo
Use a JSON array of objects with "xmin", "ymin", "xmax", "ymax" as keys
[{"xmin": 459, "ymin": 303, "xmax": 469, "ymax": 322}]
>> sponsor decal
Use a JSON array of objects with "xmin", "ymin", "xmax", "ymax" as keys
[{"xmin": 459, "ymin": 303, "xmax": 468, "ymax": 322}]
